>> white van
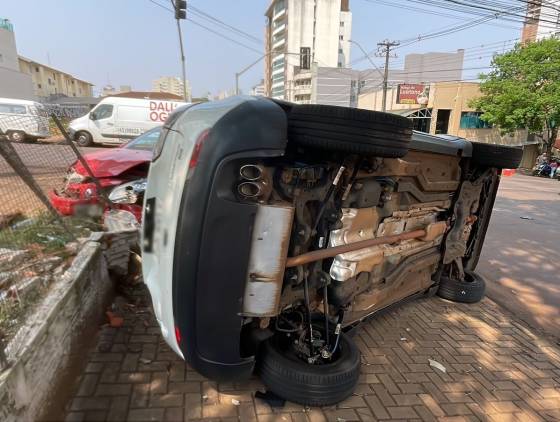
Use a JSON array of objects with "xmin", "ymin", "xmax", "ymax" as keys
[
  {"xmin": 0, "ymin": 97, "xmax": 50, "ymax": 142},
  {"xmin": 68, "ymin": 96, "xmax": 188, "ymax": 146}
]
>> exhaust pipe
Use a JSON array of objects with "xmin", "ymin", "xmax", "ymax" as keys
[
  {"xmin": 238, "ymin": 181, "xmax": 263, "ymax": 198},
  {"xmin": 239, "ymin": 164, "xmax": 263, "ymax": 181}
]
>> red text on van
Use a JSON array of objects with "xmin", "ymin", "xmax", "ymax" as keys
[{"xmin": 149, "ymin": 101, "xmax": 178, "ymax": 122}]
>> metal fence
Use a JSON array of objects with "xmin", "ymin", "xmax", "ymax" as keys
[{"xmin": 0, "ymin": 106, "xmax": 104, "ymax": 358}]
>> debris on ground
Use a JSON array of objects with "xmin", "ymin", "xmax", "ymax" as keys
[
  {"xmin": 105, "ymin": 311, "xmax": 124, "ymax": 328},
  {"xmin": 429, "ymin": 358, "xmax": 447, "ymax": 373}
]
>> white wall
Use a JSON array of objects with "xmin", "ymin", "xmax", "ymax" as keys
[
  {"xmin": 537, "ymin": 0, "xmax": 560, "ymax": 39},
  {"xmin": 0, "ymin": 27, "xmax": 19, "ymax": 71},
  {"xmin": 0, "ymin": 67, "xmax": 35, "ymax": 100}
]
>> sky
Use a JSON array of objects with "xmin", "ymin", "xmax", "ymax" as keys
[{"xmin": 1, "ymin": 0, "xmax": 523, "ymax": 98}]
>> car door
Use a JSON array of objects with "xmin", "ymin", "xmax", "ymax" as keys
[{"xmin": 90, "ymin": 104, "xmax": 118, "ymax": 143}]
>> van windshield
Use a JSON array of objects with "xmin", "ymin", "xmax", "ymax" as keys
[
  {"xmin": 125, "ymin": 127, "xmax": 162, "ymax": 151},
  {"xmin": 0, "ymin": 104, "xmax": 27, "ymax": 114}
]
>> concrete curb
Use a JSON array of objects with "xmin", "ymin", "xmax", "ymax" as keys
[{"xmin": 0, "ymin": 229, "xmax": 138, "ymax": 422}]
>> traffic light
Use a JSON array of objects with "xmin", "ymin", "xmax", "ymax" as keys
[{"xmin": 175, "ymin": 0, "xmax": 186, "ymax": 20}]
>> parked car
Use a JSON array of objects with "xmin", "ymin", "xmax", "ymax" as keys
[
  {"xmin": 141, "ymin": 97, "xmax": 523, "ymax": 406},
  {"xmin": 50, "ymin": 126, "xmax": 161, "ymax": 221},
  {"xmin": 0, "ymin": 97, "xmax": 50, "ymax": 142},
  {"xmin": 68, "ymin": 96, "xmax": 187, "ymax": 147}
]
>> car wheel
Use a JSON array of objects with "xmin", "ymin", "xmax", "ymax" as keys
[
  {"xmin": 258, "ymin": 331, "xmax": 361, "ymax": 406},
  {"xmin": 75, "ymin": 131, "xmax": 93, "ymax": 147},
  {"xmin": 287, "ymin": 104, "xmax": 412, "ymax": 157},
  {"xmin": 7, "ymin": 130, "xmax": 26, "ymax": 143},
  {"xmin": 437, "ymin": 270, "xmax": 486, "ymax": 304},
  {"xmin": 470, "ymin": 142, "xmax": 523, "ymax": 169}
]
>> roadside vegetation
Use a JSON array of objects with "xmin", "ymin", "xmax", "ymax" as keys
[{"xmin": 472, "ymin": 37, "xmax": 560, "ymax": 155}]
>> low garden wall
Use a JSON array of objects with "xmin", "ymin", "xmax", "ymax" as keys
[{"xmin": 0, "ymin": 229, "xmax": 138, "ymax": 422}]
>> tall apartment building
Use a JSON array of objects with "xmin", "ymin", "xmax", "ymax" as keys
[
  {"xmin": 522, "ymin": 0, "xmax": 560, "ymax": 42},
  {"xmin": 152, "ymin": 76, "xmax": 191, "ymax": 100},
  {"xmin": 264, "ymin": 0, "xmax": 352, "ymax": 100}
]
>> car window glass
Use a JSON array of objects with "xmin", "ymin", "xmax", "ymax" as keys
[
  {"xmin": 0, "ymin": 104, "xmax": 27, "ymax": 114},
  {"xmin": 126, "ymin": 128, "xmax": 162, "ymax": 151},
  {"xmin": 91, "ymin": 104, "xmax": 113, "ymax": 120}
]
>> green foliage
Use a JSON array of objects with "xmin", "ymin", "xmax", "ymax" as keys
[{"xmin": 471, "ymin": 37, "xmax": 560, "ymax": 150}]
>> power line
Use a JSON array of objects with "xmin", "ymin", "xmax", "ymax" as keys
[
  {"xmin": 186, "ymin": 5, "xmax": 262, "ymax": 45},
  {"xmin": 147, "ymin": 0, "xmax": 262, "ymax": 54},
  {"xmin": 185, "ymin": 18, "xmax": 262, "ymax": 54}
]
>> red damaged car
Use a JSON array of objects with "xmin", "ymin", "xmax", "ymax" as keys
[{"xmin": 50, "ymin": 127, "xmax": 161, "ymax": 221}]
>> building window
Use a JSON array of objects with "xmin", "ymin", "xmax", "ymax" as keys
[
  {"xmin": 339, "ymin": 48, "xmax": 343, "ymax": 53},
  {"xmin": 48, "ymin": 78, "xmax": 51, "ymax": 85},
  {"xmin": 338, "ymin": 62, "xmax": 343, "ymax": 67},
  {"xmin": 37, "ymin": 83, "xmax": 41, "ymax": 88},
  {"xmin": 35, "ymin": 66, "xmax": 39, "ymax": 72},
  {"xmin": 460, "ymin": 112, "xmax": 492, "ymax": 129},
  {"xmin": 340, "ymin": 21, "xmax": 344, "ymax": 27},
  {"xmin": 339, "ymin": 35, "xmax": 344, "ymax": 40}
]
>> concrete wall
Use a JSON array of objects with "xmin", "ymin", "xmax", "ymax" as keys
[
  {"xmin": 0, "ymin": 67, "xmax": 35, "ymax": 100},
  {"xmin": 0, "ymin": 26, "xmax": 19, "ymax": 71},
  {"xmin": 0, "ymin": 230, "xmax": 138, "ymax": 422}
]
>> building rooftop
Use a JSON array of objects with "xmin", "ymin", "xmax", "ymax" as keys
[
  {"xmin": 107, "ymin": 91, "xmax": 184, "ymax": 100},
  {"xmin": 18, "ymin": 55, "xmax": 94, "ymax": 86},
  {"xmin": 0, "ymin": 18, "xmax": 13, "ymax": 32}
]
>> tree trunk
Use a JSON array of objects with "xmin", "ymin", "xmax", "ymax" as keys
[{"xmin": 546, "ymin": 128, "xmax": 558, "ymax": 156}]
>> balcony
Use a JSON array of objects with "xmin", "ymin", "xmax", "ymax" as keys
[
  {"xmin": 272, "ymin": 22, "xmax": 286, "ymax": 36},
  {"xmin": 272, "ymin": 7, "xmax": 286, "ymax": 21},
  {"xmin": 272, "ymin": 37, "xmax": 286, "ymax": 50}
]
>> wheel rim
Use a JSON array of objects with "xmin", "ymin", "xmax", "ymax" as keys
[{"xmin": 77, "ymin": 134, "xmax": 88, "ymax": 145}]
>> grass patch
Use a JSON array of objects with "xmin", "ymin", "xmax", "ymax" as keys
[{"xmin": 0, "ymin": 213, "xmax": 101, "ymax": 254}]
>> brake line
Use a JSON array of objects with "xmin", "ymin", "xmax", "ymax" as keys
[{"xmin": 303, "ymin": 273, "xmax": 314, "ymax": 359}]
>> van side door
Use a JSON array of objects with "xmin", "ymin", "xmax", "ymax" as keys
[{"xmin": 90, "ymin": 104, "xmax": 118, "ymax": 143}]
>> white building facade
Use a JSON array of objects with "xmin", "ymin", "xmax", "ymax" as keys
[
  {"xmin": 522, "ymin": 0, "xmax": 560, "ymax": 42},
  {"xmin": 152, "ymin": 76, "xmax": 190, "ymax": 100},
  {"xmin": 264, "ymin": 0, "xmax": 352, "ymax": 101},
  {"xmin": 0, "ymin": 19, "xmax": 34, "ymax": 100}
]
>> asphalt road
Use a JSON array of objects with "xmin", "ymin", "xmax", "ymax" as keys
[
  {"xmin": 478, "ymin": 174, "xmax": 560, "ymax": 338},
  {"xmin": 0, "ymin": 142, "xmax": 107, "ymax": 216}
]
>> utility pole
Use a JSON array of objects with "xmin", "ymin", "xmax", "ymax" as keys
[
  {"xmin": 173, "ymin": 0, "xmax": 190, "ymax": 102},
  {"xmin": 377, "ymin": 39, "xmax": 399, "ymax": 112}
]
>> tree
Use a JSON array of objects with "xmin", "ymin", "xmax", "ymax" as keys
[{"xmin": 471, "ymin": 37, "xmax": 560, "ymax": 155}]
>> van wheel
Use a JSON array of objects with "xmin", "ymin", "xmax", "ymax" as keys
[
  {"xmin": 75, "ymin": 131, "xmax": 93, "ymax": 147},
  {"xmin": 7, "ymin": 131, "xmax": 26, "ymax": 143}
]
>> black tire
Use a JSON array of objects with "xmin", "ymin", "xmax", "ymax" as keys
[
  {"xmin": 7, "ymin": 130, "xmax": 26, "ymax": 143},
  {"xmin": 75, "ymin": 131, "xmax": 93, "ymax": 147},
  {"xmin": 437, "ymin": 270, "xmax": 486, "ymax": 303},
  {"xmin": 470, "ymin": 142, "xmax": 523, "ymax": 169},
  {"xmin": 258, "ymin": 332, "xmax": 361, "ymax": 406},
  {"xmin": 287, "ymin": 104, "xmax": 412, "ymax": 157}
]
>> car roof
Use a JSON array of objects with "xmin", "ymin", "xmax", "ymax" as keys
[{"xmin": 0, "ymin": 97, "xmax": 40, "ymax": 106}]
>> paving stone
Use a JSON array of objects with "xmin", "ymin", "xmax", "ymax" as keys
[
  {"xmin": 57, "ymin": 284, "xmax": 560, "ymax": 422},
  {"xmin": 127, "ymin": 408, "xmax": 165, "ymax": 421}
]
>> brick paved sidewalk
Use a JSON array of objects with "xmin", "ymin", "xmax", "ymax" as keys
[{"xmin": 57, "ymin": 284, "xmax": 560, "ymax": 422}]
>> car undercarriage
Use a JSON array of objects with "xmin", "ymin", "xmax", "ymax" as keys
[{"xmin": 142, "ymin": 97, "xmax": 523, "ymax": 406}]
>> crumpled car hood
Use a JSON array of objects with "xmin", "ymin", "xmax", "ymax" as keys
[{"xmin": 74, "ymin": 148, "xmax": 152, "ymax": 178}]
